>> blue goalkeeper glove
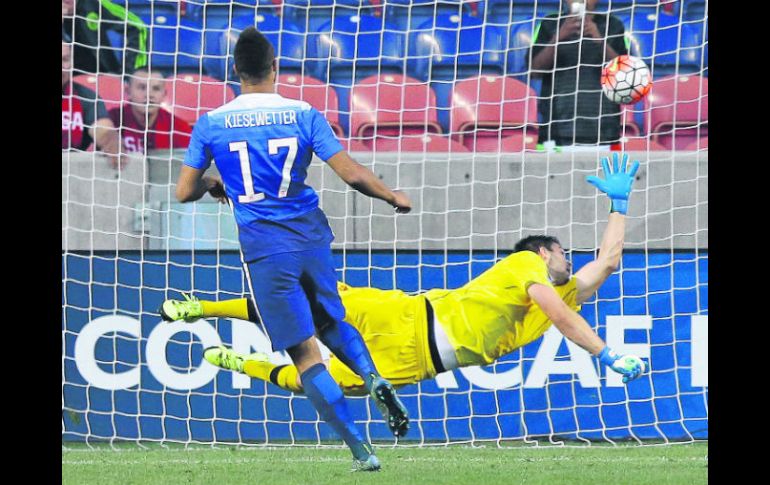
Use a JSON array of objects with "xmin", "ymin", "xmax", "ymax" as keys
[
  {"xmin": 586, "ymin": 152, "xmax": 640, "ymax": 215},
  {"xmin": 598, "ymin": 346, "xmax": 647, "ymax": 384}
]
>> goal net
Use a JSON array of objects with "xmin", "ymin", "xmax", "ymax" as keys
[{"xmin": 62, "ymin": 0, "xmax": 708, "ymax": 446}]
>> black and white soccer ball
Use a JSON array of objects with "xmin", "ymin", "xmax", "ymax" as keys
[{"xmin": 600, "ymin": 55, "xmax": 652, "ymax": 105}]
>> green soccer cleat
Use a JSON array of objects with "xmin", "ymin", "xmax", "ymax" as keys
[
  {"xmin": 203, "ymin": 345, "xmax": 245, "ymax": 373},
  {"xmin": 159, "ymin": 294, "xmax": 203, "ymax": 322},
  {"xmin": 203, "ymin": 345, "xmax": 269, "ymax": 373},
  {"xmin": 370, "ymin": 375, "xmax": 410, "ymax": 438},
  {"xmin": 351, "ymin": 453, "xmax": 381, "ymax": 472}
]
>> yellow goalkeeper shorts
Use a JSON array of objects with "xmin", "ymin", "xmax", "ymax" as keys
[{"xmin": 329, "ymin": 283, "xmax": 437, "ymax": 395}]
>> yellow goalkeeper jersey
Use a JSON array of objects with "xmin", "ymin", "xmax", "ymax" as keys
[{"xmin": 425, "ymin": 251, "xmax": 581, "ymax": 367}]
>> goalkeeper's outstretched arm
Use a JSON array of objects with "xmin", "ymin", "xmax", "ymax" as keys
[
  {"xmin": 575, "ymin": 152, "xmax": 640, "ymax": 304},
  {"xmin": 528, "ymin": 283, "xmax": 646, "ymax": 384}
]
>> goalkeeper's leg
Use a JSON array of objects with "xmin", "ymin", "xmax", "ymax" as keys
[
  {"xmin": 203, "ymin": 345, "xmax": 304, "ymax": 393},
  {"xmin": 203, "ymin": 345, "xmax": 420, "ymax": 396},
  {"xmin": 160, "ymin": 295, "xmax": 256, "ymax": 323}
]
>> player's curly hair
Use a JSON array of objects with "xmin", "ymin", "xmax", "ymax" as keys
[
  {"xmin": 513, "ymin": 235, "xmax": 562, "ymax": 254},
  {"xmin": 234, "ymin": 27, "xmax": 275, "ymax": 84}
]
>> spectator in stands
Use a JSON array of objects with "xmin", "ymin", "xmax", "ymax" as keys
[
  {"xmin": 108, "ymin": 68, "xmax": 193, "ymax": 154},
  {"xmin": 62, "ymin": 41, "xmax": 122, "ymax": 168},
  {"xmin": 62, "ymin": 0, "xmax": 148, "ymax": 75},
  {"xmin": 529, "ymin": 0, "xmax": 628, "ymax": 147}
]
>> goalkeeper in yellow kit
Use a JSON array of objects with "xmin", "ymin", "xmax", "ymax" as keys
[{"xmin": 161, "ymin": 153, "xmax": 647, "ymax": 394}]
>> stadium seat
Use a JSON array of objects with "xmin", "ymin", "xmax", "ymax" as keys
[
  {"xmin": 620, "ymin": 137, "xmax": 668, "ymax": 151},
  {"xmin": 349, "ymin": 74, "xmax": 442, "ymax": 141},
  {"xmin": 625, "ymin": 12, "xmax": 704, "ymax": 76},
  {"xmin": 449, "ymin": 76, "xmax": 538, "ymax": 152},
  {"xmin": 382, "ymin": 0, "xmax": 471, "ymax": 32},
  {"xmin": 203, "ymin": 14, "xmax": 304, "ymax": 82},
  {"xmin": 506, "ymin": 22, "xmax": 535, "ymax": 79},
  {"xmin": 683, "ymin": 137, "xmax": 708, "ymax": 151},
  {"xmin": 276, "ymin": 74, "xmax": 344, "ymax": 137},
  {"xmin": 683, "ymin": 0, "xmax": 708, "ymax": 21},
  {"xmin": 284, "ymin": 0, "xmax": 370, "ymax": 32},
  {"xmin": 192, "ymin": 0, "xmax": 279, "ymax": 31},
  {"xmin": 149, "ymin": 19, "xmax": 203, "ymax": 73},
  {"xmin": 645, "ymin": 74, "xmax": 708, "ymax": 150},
  {"xmin": 410, "ymin": 14, "xmax": 507, "ymax": 81},
  {"xmin": 346, "ymin": 134, "xmax": 470, "ymax": 152},
  {"xmin": 307, "ymin": 15, "xmax": 405, "ymax": 84},
  {"xmin": 163, "ymin": 74, "xmax": 237, "ymax": 125},
  {"xmin": 72, "ymin": 74, "xmax": 125, "ymax": 112}
]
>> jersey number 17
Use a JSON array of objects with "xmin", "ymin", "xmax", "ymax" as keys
[{"xmin": 229, "ymin": 137, "xmax": 298, "ymax": 203}]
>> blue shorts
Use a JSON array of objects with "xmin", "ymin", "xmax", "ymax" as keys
[{"xmin": 244, "ymin": 246, "xmax": 345, "ymax": 352}]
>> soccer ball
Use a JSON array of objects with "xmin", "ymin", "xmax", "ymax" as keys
[{"xmin": 600, "ymin": 55, "xmax": 652, "ymax": 105}]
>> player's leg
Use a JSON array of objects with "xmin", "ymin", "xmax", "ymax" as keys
[
  {"xmin": 300, "ymin": 246, "xmax": 409, "ymax": 437},
  {"xmin": 286, "ymin": 336, "xmax": 379, "ymax": 470},
  {"xmin": 246, "ymin": 252, "xmax": 379, "ymax": 470}
]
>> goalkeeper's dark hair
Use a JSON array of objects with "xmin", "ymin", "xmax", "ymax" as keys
[
  {"xmin": 513, "ymin": 235, "xmax": 562, "ymax": 254},
  {"xmin": 234, "ymin": 27, "xmax": 275, "ymax": 84}
]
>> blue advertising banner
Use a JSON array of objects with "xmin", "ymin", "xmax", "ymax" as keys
[{"xmin": 62, "ymin": 251, "xmax": 708, "ymax": 443}]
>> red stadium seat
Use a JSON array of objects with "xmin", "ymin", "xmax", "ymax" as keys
[
  {"xmin": 72, "ymin": 73, "xmax": 125, "ymax": 112},
  {"xmin": 349, "ymin": 74, "xmax": 442, "ymax": 139},
  {"xmin": 276, "ymin": 74, "xmax": 343, "ymax": 138},
  {"xmin": 449, "ymin": 76, "xmax": 538, "ymax": 152},
  {"xmin": 621, "ymin": 137, "xmax": 668, "ymax": 151},
  {"xmin": 646, "ymin": 75, "xmax": 708, "ymax": 150},
  {"xmin": 345, "ymin": 134, "xmax": 470, "ymax": 152},
  {"xmin": 163, "ymin": 74, "xmax": 237, "ymax": 125},
  {"xmin": 684, "ymin": 137, "xmax": 708, "ymax": 150}
]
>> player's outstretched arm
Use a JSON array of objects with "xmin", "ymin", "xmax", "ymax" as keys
[
  {"xmin": 528, "ymin": 283, "xmax": 646, "ymax": 383},
  {"xmin": 575, "ymin": 153, "xmax": 640, "ymax": 304},
  {"xmin": 326, "ymin": 151, "xmax": 411, "ymax": 213}
]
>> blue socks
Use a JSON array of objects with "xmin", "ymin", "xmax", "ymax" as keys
[
  {"xmin": 317, "ymin": 320, "xmax": 379, "ymax": 390},
  {"xmin": 300, "ymin": 363, "xmax": 372, "ymax": 461}
]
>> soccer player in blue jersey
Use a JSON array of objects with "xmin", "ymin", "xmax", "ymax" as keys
[{"xmin": 175, "ymin": 27, "xmax": 411, "ymax": 471}]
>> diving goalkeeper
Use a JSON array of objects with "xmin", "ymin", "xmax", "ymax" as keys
[{"xmin": 161, "ymin": 153, "xmax": 646, "ymax": 394}]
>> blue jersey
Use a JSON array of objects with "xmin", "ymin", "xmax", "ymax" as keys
[{"xmin": 183, "ymin": 93, "xmax": 344, "ymax": 261}]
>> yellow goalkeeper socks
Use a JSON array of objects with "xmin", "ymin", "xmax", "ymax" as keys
[
  {"xmin": 243, "ymin": 360, "xmax": 303, "ymax": 393},
  {"xmin": 199, "ymin": 298, "xmax": 251, "ymax": 321}
]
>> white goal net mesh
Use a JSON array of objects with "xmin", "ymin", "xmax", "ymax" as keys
[{"xmin": 62, "ymin": 0, "xmax": 707, "ymax": 446}]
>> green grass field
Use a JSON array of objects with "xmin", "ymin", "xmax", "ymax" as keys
[{"xmin": 62, "ymin": 442, "xmax": 707, "ymax": 485}]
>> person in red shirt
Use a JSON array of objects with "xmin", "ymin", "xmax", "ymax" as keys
[
  {"xmin": 62, "ymin": 41, "xmax": 120, "ymax": 166},
  {"xmin": 108, "ymin": 68, "xmax": 192, "ymax": 154}
]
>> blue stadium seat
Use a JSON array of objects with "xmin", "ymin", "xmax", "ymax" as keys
[
  {"xmin": 203, "ymin": 14, "xmax": 305, "ymax": 82},
  {"xmin": 283, "ymin": 0, "xmax": 371, "ymax": 32},
  {"xmin": 307, "ymin": 15, "xmax": 405, "ymax": 84},
  {"xmin": 382, "ymin": 1, "xmax": 471, "ymax": 32},
  {"xmin": 409, "ymin": 15, "xmax": 506, "ymax": 81},
  {"xmin": 625, "ymin": 12, "xmax": 705, "ymax": 77},
  {"xmin": 191, "ymin": 0, "xmax": 279, "ymax": 31},
  {"xmin": 683, "ymin": 0, "xmax": 708, "ymax": 20},
  {"xmin": 149, "ymin": 19, "xmax": 204, "ymax": 73},
  {"xmin": 506, "ymin": 22, "xmax": 536, "ymax": 79}
]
